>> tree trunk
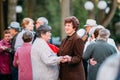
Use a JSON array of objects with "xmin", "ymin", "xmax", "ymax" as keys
[
  {"xmin": 60, "ymin": 0, "xmax": 71, "ymax": 39},
  {"xmin": 88, "ymin": 10, "xmax": 95, "ymax": 19},
  {"xmin": 26, "ymin": 0, "xmax": 35, "ymax": 18},
  {"xmin": 88, "ymin": 0, "xmax": 96, "ymax": 19},
  {"xmin": 101, "ymin": 0, "xmax": 117, "ymax": 27},
  {"xmin": 0, "ymin": 0, "xmax": 4, "ymax": 39},
  {"xmin": 8, "ymin": 0, "xmax": 18, "ymax": 24}
]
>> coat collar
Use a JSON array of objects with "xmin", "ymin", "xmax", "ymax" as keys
[{"xmin": 65, "ymin": 32, "xmax": 77, "ymax": 41}]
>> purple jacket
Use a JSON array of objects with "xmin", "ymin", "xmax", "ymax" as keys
[{"xmin": 0, "ymin": 39, "xmax": 11, "ymax": 74}]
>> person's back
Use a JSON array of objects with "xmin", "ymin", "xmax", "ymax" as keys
[
  {"xmin": 13, "ymin": 31, "xmax": 33, "ymax": 80},
  {"xmin": 13, "ymin": 43, "xmax": 32, "ymax": 80},
  {"xmin": 83, "ymin": 28, "xmax": 117, "ymax": 80},
  {"xmin": 90, "ymin": 40, "xmax": 116, "ymax": 63}
]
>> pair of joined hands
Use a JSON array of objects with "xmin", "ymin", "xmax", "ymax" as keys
[
  {"xmin": 90, "ymin": 58, "xmax": 97, "ymax": 66},
  {"xmin": 60, "ymin": 55, "xmax": 72, "ymax": 63}
]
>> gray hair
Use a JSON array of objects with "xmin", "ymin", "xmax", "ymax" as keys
[
  {"xmin": 97, "ymin": 28, "xmax": 110, "ymax": 41},
  {"xmin": 89, "ymin": 25, "xmax": 105, "ymax": 36},
  {"xmin": 37, "ymin": 17, "xmax": 48, "ymax": 25},
  {"xmin": 36, "ymin": 25, "xmax": 51, "ymax": 37},
  {"xmin": 22, "ymin": 31, "xmax": 33, "ymax": 42}
]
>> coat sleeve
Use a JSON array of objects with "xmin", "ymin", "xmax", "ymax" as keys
[
  {"xmin": 0, "ymin": 42, "xmax": 4, "ymax": 53},
  {"xmin": 0, "ymin": 41, "xmax": 8, "ymax": 53},
  {"xmin": 68, "ymin": 38, "xmax": 84, "ymax": 64},
  {"xmin": 82, "ymin": 43, "xmax": 94, "ymax": 60},
  {"xmin": 40, "ymin": 51, "xmax": 61, "ymax": 65},
  {"xmin": 14, "ymin": 32, "xmax": 23, "ymax": 51},
  {"xmin": 39, "ymin": 41, "xmax": 61, "ymax": 66},
  {"xmin": 13, "ymin": 50, "xmax": 19, "ymax": 67}
]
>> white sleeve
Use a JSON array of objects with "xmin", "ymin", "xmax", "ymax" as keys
[
  {"xmin": 107, "ymin": 38, "xmax": 120, "ymax": 54},
  {"xmin": 40, "ymin": 50, "xmax": 61, "ymax": 65},
  {"xmin": 14, "ymin": 32, "xmax": 24, "ymax": 51},
  {"xmin": 39, "ymin": 40, "xmax": 61, "ymax": 65}
]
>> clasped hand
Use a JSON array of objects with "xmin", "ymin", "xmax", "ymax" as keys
[
  {"xmin": 60, "ymin": 55, "xmax": 72, "ymax": 63},
  {"xmin": 0, "ymin": 46, "xmax": 8, "ymax": 50},
  {"xmin": 89, "ymin": 58, "xmax": 97, "ymax": 66}
]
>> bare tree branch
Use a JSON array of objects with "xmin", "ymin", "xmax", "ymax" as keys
[{"xmin": 102, "ymin": 0, "xmax": 117, "ymax": 27}]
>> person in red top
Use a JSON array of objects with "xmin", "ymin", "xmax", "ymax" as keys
[
  {"xmin": 47, "ymin": 43, "xmax": 59, "ymax": 54},
  {"xmin": 0, "ymin": 30, "xmax": 12, "ymax": 80}
]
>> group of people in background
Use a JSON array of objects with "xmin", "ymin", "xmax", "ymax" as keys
[
  {"xmin": 0, "ymin": 16, "xmax": 120, "ymax": 80},
  {"xmin": 77, "ymin": 19, "xmax": 120, "ymax": 80}
]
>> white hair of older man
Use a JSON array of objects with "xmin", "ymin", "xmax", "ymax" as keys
[
  {"xmin": 37, "ymin": 17, "xmax": 48, "ymax": 25},
  {"xmin": 97, "ymin": 28, "xmax": 110, "ymax": 41}
]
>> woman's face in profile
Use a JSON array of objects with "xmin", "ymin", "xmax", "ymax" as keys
[
  {"xmin": 41, "ymin": 31, "xmax": 51, "ymax": 42},
  {"xmin": 26, "ymin": 20, "xmax": 34, "ymax": 31}
]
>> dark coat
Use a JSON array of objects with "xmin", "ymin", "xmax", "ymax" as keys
[
  {"xmin": 83, "ymin": 40, "xmax": 117, "ymax": 80},
  {"xmin": 10, "ymin": 33, "xmax": 18, "ymax": 61},
  {"xmin": 58, "ymin": 33, "xmax": 85, "ymax": 80}
]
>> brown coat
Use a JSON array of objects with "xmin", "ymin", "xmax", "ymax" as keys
[{"xmin": 58, "ymin": 33, "xmax": 85, "ymax": 80}]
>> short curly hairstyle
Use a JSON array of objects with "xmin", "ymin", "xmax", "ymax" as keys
[{"xmin": 64, "ymin": 16, "xmax": 80, "ymax": 31}]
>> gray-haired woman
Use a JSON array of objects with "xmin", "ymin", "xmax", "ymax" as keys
[{"xmin": 31, "ymin": 25, "xmax": 64, "ymax": 80}]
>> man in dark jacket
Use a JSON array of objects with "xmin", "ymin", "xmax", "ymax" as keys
[
  {"xmin": 8, "ymin": 21, "xmax": 21, "ymax": 80},
  {"xmin": 83, "ymin": 28, "xmax": 117, "ymax": 80}
]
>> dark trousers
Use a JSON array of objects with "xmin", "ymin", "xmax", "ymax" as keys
[
  {"xmin": 83, "ymin": 60, "xmax": 88, "ymax": 80},
  {"xmin": 11, "ymin": 67, "xmax": 18, "ymax": 80},
  {"xmin": 0, "ymin": 73, "xmax": 12, "ymax": 80}
]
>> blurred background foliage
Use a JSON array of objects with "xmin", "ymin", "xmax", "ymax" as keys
[
  {"xmin": 0, "ymin": 0, "xmax": 120, "ymax": 43},
  {"xmin": 22, "ymin": 0, "xmax": 88, "ymax": 37},
  {"xmin": 23, "ymin": 0, "xmax": 61, "ymax": 36}
]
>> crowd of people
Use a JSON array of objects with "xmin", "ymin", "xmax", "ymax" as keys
[{"xmin": 0, "ymin": 16, "xmax": 120, "ymax": 80}]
